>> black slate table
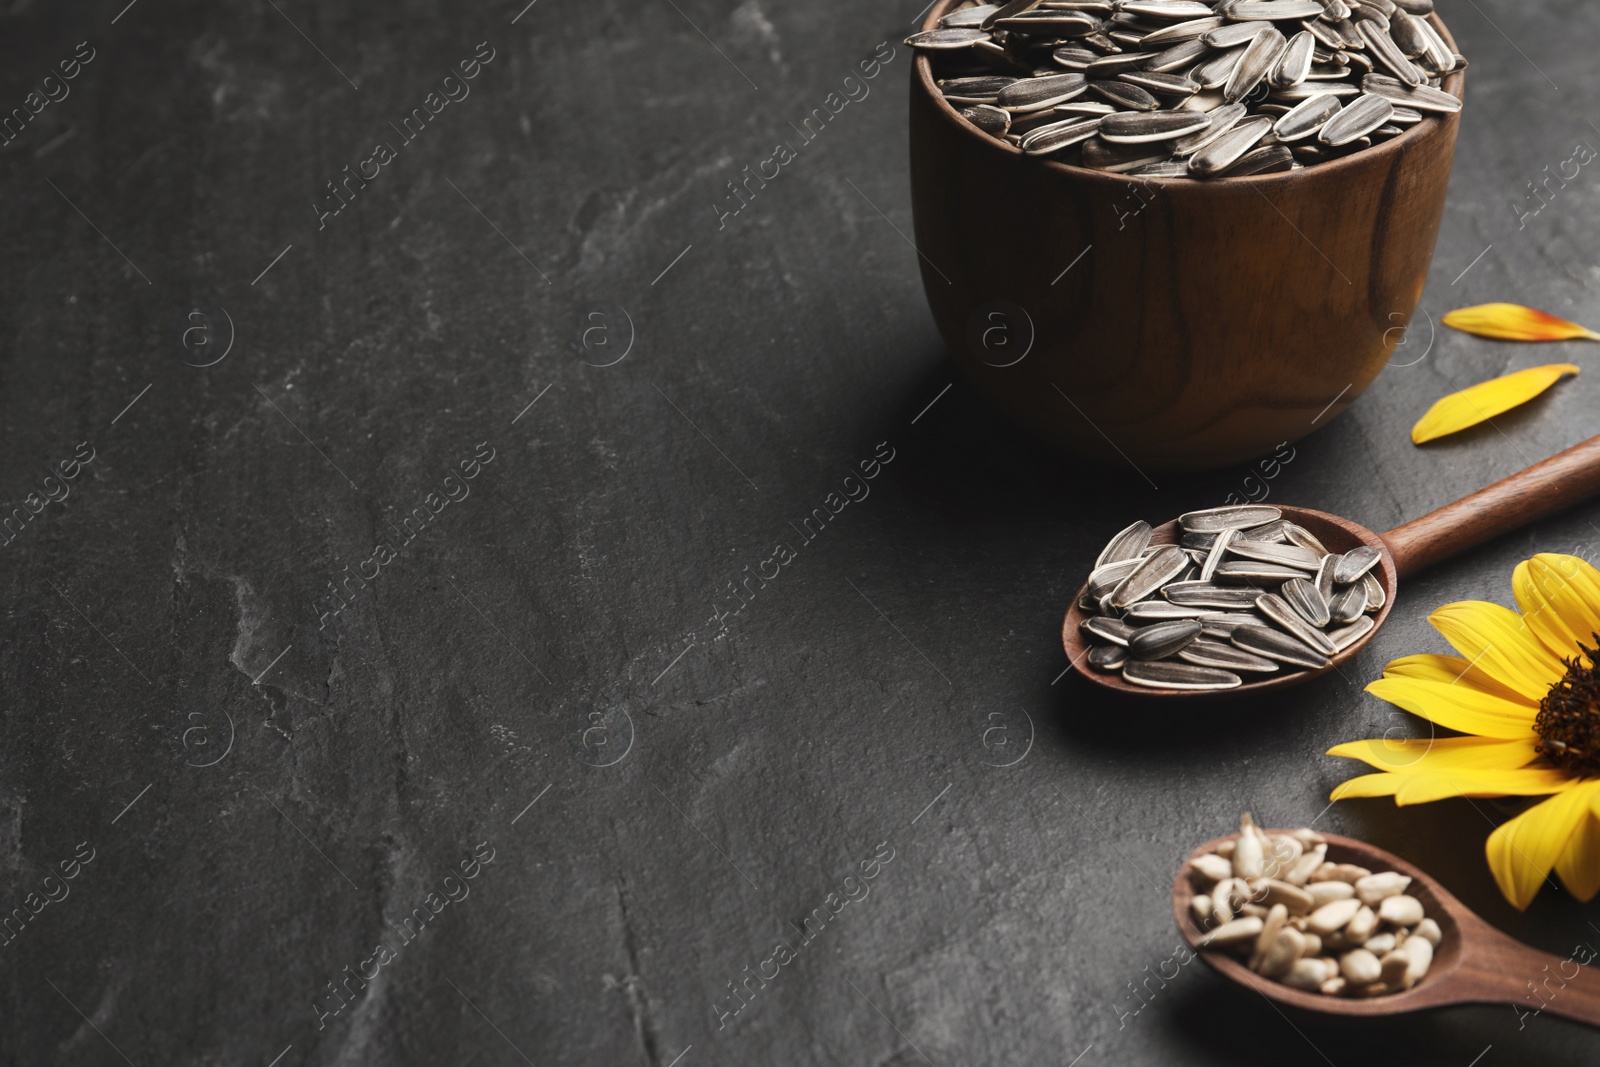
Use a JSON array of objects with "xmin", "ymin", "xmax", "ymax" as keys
[{"xmin": 5, "ymin": 1, "xmax": 1600, "ymax": 1064}]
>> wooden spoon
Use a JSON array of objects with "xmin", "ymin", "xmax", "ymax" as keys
[
  {"xmin": 1062, "ymin": 434, "xmax": 1600, "ymax": 697},
  {"xmin": 1173, "ymin": 830, "xmax": 1600, "ymax": 1027}
]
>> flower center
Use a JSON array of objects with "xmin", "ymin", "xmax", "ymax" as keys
[{"xmin": 1535, "ymin": 635, "xmax": 1600, "ymax": 777}]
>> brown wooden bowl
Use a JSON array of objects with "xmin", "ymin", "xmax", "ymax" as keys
[
  {"xmin": 1173, "ymin": 831, "xmax": 1600, "ymax": 1025},
  {"xmin": 1060, "ymin": 506, "xmax": 1398, "ymax": 698},
  {"xmin": 909, "ymin": 3, "xmax": 1466, "ymax": 471}
]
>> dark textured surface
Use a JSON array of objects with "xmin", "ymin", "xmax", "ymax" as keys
[{"xmin": 3, "ymin": 1, "xmax": 1599, "ymax": 1064}]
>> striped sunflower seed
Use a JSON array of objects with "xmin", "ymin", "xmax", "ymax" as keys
[
  {"xmin": 995, "ymin": 11, "xmax": 1104, "ymax": 34},
  {"xmin": 1333, "ymin": 545, "xmax": 1381, "ymax": 584},
  {"xmin": 1121, "ymin": 0, "xmax": 1216, "ymax": 17},
  {"xmin": 1270, "ymin": 30, "xmax": 1317, "ymax": 88},
  {"xmin": 1052, "ymin": 46, "xmax": 1099, "ymax": 69},
  {"xmin": 1203, "ymin": 21, "xmax": 1273, "ymax": 48},
  {"xmin": 1123, "ymin": 660, "xmax": 1243, "ymax": 690},
  {"xmin": 1357, "ymin": 18, "xmax": 1424, "ymax": 85},
  {"xmin": 1095, "ymin": 519, "xmax": 1155, "ymax": 568},
  {"xmin": 960, "ymin": 104, "xmax": 1013, "ymax": 135},
  {"xmin": 1190, "ymin": 114, "xmax": 1273, "ymax": 175},
  {"xmin": 1191, "ymin": 47, "xmax": 1248, "ymax": 89},
  {"xmin": 1224, "ymin": 27, "xmax": 1287, "ymax": 102},
  {"xmin": 1145, "ymin": 38, "xmax": 1215, "ymax": 73},
  {"xmin": 1129, "ymin": 158, "xmax": 1192, "ymax": 177},
  {"xmin": 1022, "ymin": 116, "xmax": 1104, "ymax": 153},
  {"xmin": 1220, "ymin": 143, "xmax": 1294, "ymax": 174},
  {"xmin": 998, "ymin": 73, "xmax": 1090, "ymax": 111},
  {"xmin": 1361, "ymin": 72, "xmax": 1460, "ymax": 112},
  {"xmin": 1089, "ymin": 643, "xmax": 1130, "ymax": 671},
  {"xmin": 1283, "ymin": 523, "xmax": 1330, "ymax": 557},
  {"xmin": 1257, "ymin": 593, "xmax": 1338, "ymax": 654},
  {"xmin": 1318, "ymin": 92, "xmax": 1393, "ymax": 144},
  {"xmin": 1082, "ymin": 616, "xmax": 1136, "ymax": 646},
  {"xmin": 1120, "ymin": 70, "xmax": 1202, "ymax": 96},
  {"xmin": 1100, "ymin": 109, "xmax": 1212, "ymax": 142},
  {"xmin": 1362, "ymin": 571, "xmax": 1386, "ymax": 611},
  {"xmin": 1180, "ymin": 637, "xmax": 1281, "ymax": 672},
  {"xmin": 1129, "ymin": 619, "xmax": 1205, "ymax": 659},
  {"xmin": 982, "ymin": 0, "xmax": 1045, "ymax": 28},
  {"xmin": 1227, "ymin": 540, "xmax": 1321, "ymax": 571},
  {"xmin": 1164, "ymin": 583, "xmax": 1267, "ymax": 609},
  {"xmin": 1088, "ymin": 557, "xmax": 1145, "ymax": 598},
  {"xmin": 941, "ymin": 4, "xmax": 1001, "ymax": 28},
  {"xmin": 940, "ymin": 75, "xmax": 1018, "ymax": 102},
  {"xmin": 1273, "ymin": 96, "xmax": 1341, "ymax": 140},
  {"xmin": 1232, "ymin": 623, "xmax": 1332, "ymax": 669},
  {"xmin": 1199, "ymin": 528, "xmax": 1238, "ymax": 582},
  {"xmin": 1213, "ymin": 560, "xmax": 1305, "ymax": 583},
  {"xmin": 1315, "ymin": 553, "xmax": 1339, "ymax": 600},
  {"xmin": 905, "ymin": 28, "xmax": 993, "ymax": 49},
  {"xmin": 1090, "ymin": 80, "xmax": 1162, "ymax": 110},
  {"xmin": 1140, "ymin": 16, "xmax": 1227, "ymax": 47},
  {"xmin": 1179, "ymin": 504, "xmax": 1282, "ymax": 533},
  {"xmin": 1283, "ymin": 577, "xmax": 1332, "ymax": 627},
  {"xmin": 1082, "ymin": 137, "xmax": 1174, "ymax": 171},
  {"xmin": 1328, "ymin": 614, "xmax": 1376, "ymax": 652},
  {"xmin": 1198, "ymin": 612, "xmax": 1267, "ymax": 637},
  {"xmin": 1110, "ymin": 544, "xmax": 1190, "ymax": 609},
  {"xmin": 1328, "ymin": 583, "xmax": 1368, "ymax": 624},
  {"xmin": 1227, "ymin": 0, "xmax": 1324, "ymax": 18},
  {"xmin": 1174, "ymin": 101, "xmax": 1247, "ymax": 153}
]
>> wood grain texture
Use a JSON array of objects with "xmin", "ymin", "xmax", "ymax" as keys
[
  {"xmin": 1383, "ymin": 433, "xmax": 1600, "ymax": 579},
  {"xmin": 1061, "ymin": 506, "xmax": 1397, "ymax": 698},
  {"xmin": 1174, "ymin": 832, "xmax": 1600, "ymax": 1027},
  {"xmin": 910, "ymin": 3, "xmax": 1466, "ymax": 471}
]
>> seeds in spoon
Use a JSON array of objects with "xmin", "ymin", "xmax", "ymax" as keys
[
  {"xmin": 1232, "ymin": 623, "xmax": 1332, "ymax": 669},
  {"xmin": 1179, "ymin": 504, "xmax": 1282, "ymax": 533},
  {"xmin": 1283, "ymin": 577, "xmax": 1332, "ymax": 627},
  {"xmin": 1129, "ymin": 619, "xmax": 1205, "ymax": 659},
  {"xmin": 1123, "ymin": 660, "xmax": 1243, "ymax": 690},
  {"xmin": 1334, "ymin": 545, "xmax": 1381, "ymax": 584}
]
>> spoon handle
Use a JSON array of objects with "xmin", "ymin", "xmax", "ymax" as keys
[
  {"xmin": 1380, "ymin": 433, "xmax": 1600, "ymax": 580},
  {"xmin": 1457, "ymin": 923, "xmax": 1600, "ymax": 1029}
]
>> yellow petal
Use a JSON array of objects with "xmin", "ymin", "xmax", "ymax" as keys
[
  {"xmin": 1552, "ymin": 783, "xmax": 1600, "ymax": 903},
  {"xmin": 1513, "ymin": 554, "xmax": 1600, "ymax": 660},
  {"xmin": 1487, "ymin": 783, "xmax": 1597, "ymax": 910},
  {"xmin": 1365, "ymin": 676, "xmax": 1538, "ymax": 740},
  {"xmin": 1411, "ymin": 363, "xmax": 1580, "ymax": 444},
  {"xmin": 1393, "ymin": 767, "xmax": 1572, "ymax": 805},
  {"xmin": 1381, "ymin": 653, "xmax": 1528, "ymax": 703},
  {"xmin": 1327, "ymin": 736, "xmax": 1539, "ymax": 774},
  {"xmin": 1330, "ymin": 772, "xmax": 1405, "ymax": 801},
  {"xmin": 1441, "ymin": 303, "xmax": 1600, "ymax": 342},
  {"xmin": 1428, "ymin": 602, "xmax": 1567, "ymax": 700}
]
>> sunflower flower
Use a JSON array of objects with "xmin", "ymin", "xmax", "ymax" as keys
[{"xmin": 1327, "ymin": 554, "xmax": 1600, "ymax": 910}]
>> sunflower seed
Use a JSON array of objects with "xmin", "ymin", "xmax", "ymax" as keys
[
  {"xmin": 1272, "ymin": 81, "xmax": 1361, "ymax": 100},
  {"xmin": 1362, "ymin": 571, "xmax": 1386, "ymax": 611},
  {"xmin": 1328, "ymin": 614, "xmax": 1375, "ymax": 651},
  {"xmin": 1190, "ymin": 114, "xmax": 1273, "ymax": 175},
  {"xmin": 1110, "ymin": 544, "xmax": 1190, "ymax": 609},
  {"xmin": 1100, "ymin": 109, "xmax": 1212, "ymax": 142},
  {"xmin": 998, "ymin": 72, "xmax": 1090, "ymax": 111},
  {"xmin": 1088, "ymin": 643, "xmax": 1130, "ymax": 670},
  {"xmin": 1388, "ymin": 104, "xmax": 1423, "ymax": 124},
  {"xmin": 1329, "ymin": 583, "xmax": 1368, "ymax": 624},
  {"xmin": 996, "ymin": 11, "xmax": 1104, "ymax": 34},
  {"xmin": 1228, "ymin": 540, "xmax": 1322, "ymax": 570},
  {"xmin": 1139, "ymin": 15, "xmax": 1226, "ymax": 47},
  {"xmin": 1179, "ymin": 504, "xmax": 1282, "ymax": 533},
  {"xmin": 1130, "ymin": 619, "xmax": 1205, "ymax": 659},
  {"xmin": 1120, "ymin": 70, "xmax": 1202, "ymax": 96},
  {"xmin": 1052, "ymin": 46, "xmax": 1099, "ymax": 69},
  {"xmin": 1164, "ymin": 582, "xmax": 1266, "ymax": 609},
  {"xmin": 1394, "ymin": 0, "xmax": 1432, "ymax": 12},
  {"xmin": 1283, "ymin": 577, "xmax": 1332, "ymax": 626},
  {"xmin": 1022, "ymin": 116, "xmax": 1105, "ymax": 152},
  {"xmin": 1388, "ymin": 11, "xmax": 1430, "ymax": 57},
  {"xmin": 1088, "ymin": 556, "xmax": 1146, "ymax": 598},
  {"xmin": 1197, "ymin": 611, "xmax": 1263, "ymax": 637},
  {"xmin": 1082, "ymin": 137, "xmax": 1174, "ymax": 171},
  {"xmin": 1333, "ymin": 545, "xmax": 1381, "ymax": 584},
  {"xmin": 1232, "ymin": 623, "xmax": 1332, "ymax": 669},
  {"xmin": 1180, "ymin": 637, "xmax": 1281, "ymax": 672},
  {"xmin": 1055, "ymin": 99, "xmax": 1120, "ymax": 116},
  {"xmin": 1214, "ymin": 560, "xmax": 1304, "ymax": 583},
  {"xmin": 1089, "ymin": 80, "xmax": 1162, "ymax": 110},
  {"xmin": 1087, "ymin": 53, "xmax": 1152, "ymax": 77},
  {"xmin": 1270, "ymin": 30, "xmax": 1317, "ymax": 87},
  {"xmin": 1199, "ymin": 528, "xmax": 1237, "ymax": 582},
  {"xmin": 960, "ymin": 104, "xmax": 1013, "ymax": 135},
  {"xmin": 1318, "ymin": 92, "xmax": 1393, "ymax": 144},
  {"xmin": 1361, "ymin": 72, "xmax": 1460, "ymax": 111},
  {"xmin": 1414, "ymin": 18, "xmax": 1455, "ymax": 74},
  {"xmin": 1181, "ymin": 530, "xmax": 1221, "ymax": 550},
  {"xmin": 906, "ymin": 27, "xmax": 993, "ymax": 49},
  {"xmin": 982, "ymin": 0, "xmax": 1045, "ymax": 28},
  {"xmin": 1083, "ymin": 615, "xmax": 1136, "ymax": 646},
  {"xmin": 1174, "ymin": 101, "xmax": 1247, "ymax": 153},
  {"xmin": 1228, "ymin": 0, "xmax": 1324, "ymax": 18},
  {"xmin": 1145, "ymin": 37, "xmax": 1215, "ymax": 73},
  {"xmin": 1257, "ymin": 593, "xmax": 1338, "ymax": 654},
  {"xmin": 1283, "ymin": 523, "xmax": 1330, "ymax": 557},
  {"xmin": 1316, "ymin": 553, "xmax": 1339, "ymax": 600},
  {"xmin": 942, "ymin": 5, "xmax": 1000, "ymax": 28},
  {"xmin": 1095, "ymin": 520, "xmax": 1154, "ymax": 569},
  {"xmin": 1121, "ymin": 0, "xmax": 1215, "ymax": 17},
  {"xmin": 1221, "ymin": 143, "xmax": 1295, "ymax": 174},
  {"xmin": 1224, "ymin": 27, "xmax": 1287, "ymax": 102},
  {"xmin": 1123, "ymin": 660, "xmax": 1243, "ymax": 690},
  {"xmin": 1301, "ymin": 17, "xmax": 1347, "ymax": 50},
  {"xmin": 940, "ymin": 74, "xmax": 1019, "ymax": 102},
  {"xmin": 1125, "ymin": 600, "xmax": 1210, "ymax": 622},
  {"xmin": 1204, "ymin": 20, "xmax": 1273, "ymax": 48},
  {"xmin": 1357, "ymin": 18, "xmax": 1423, "ymax": 85},
  {"xmin": 1190, "ymin": 47, "xmax": 1247, "ymax": 89}
]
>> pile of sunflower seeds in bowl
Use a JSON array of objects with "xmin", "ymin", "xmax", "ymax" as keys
[
  {"xmin": 1077, "ymin": 505, "xmax": 1383, "ymax": 690},
  {"xmin": 907, "ymin": 0, "xmax": 1464, "ymax": 177}
]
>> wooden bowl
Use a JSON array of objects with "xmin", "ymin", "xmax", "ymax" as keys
[
  {"xmin": 909, "ymin": 4, "xmax": 1466, "ymax": 471},
  {"xmin": 1060, "ymin": 506, "xmax": 1398, "ymax": 698}
]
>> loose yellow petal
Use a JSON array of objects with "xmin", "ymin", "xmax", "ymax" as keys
[
  {"xmin": 1411, "ymin": 363, "xmax": 1580, "ymax": 444},
  {"xmin": 1393, "ymin": 767, "xmax": 1571, "ymax": 805},
  {"xmin": 1513, "ymin": 554, "xmax": 1600, "ymax": 660},
  {"xmin": 1441, "ymin": 303, "xmax": 1600, "ymax": 342},
  {"xmin": 1428, "ymin": 602, "xmax": 1567, "ymax": 700},
  {"xmin": 1552, "ymin": 783, "xmax": 1600, "ymax": 903},
  {"xmin": 1365, "ymin": 676, "xmax": 1538, "ymax": 740},
  {"xmin": 1487, "ymin": 783, "xmax": 1596, "ymax": 910},
  {"xmin": 1381, "ymin": 653, "xmax": 1528, "ymax": 703},
  {"xmin": 1329, "ymin": 772, "xmax": 1404, "ymax": 801},
  {"xmin": 1327, "ymin": 736, "xmax": 1539, "ymax": 774}
]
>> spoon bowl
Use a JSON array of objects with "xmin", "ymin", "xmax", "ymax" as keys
[
  {"xmin": 1172, "ymin": 831, "xmax": 1600, "ymax": 1025},
  {"xmin": 1061, "ymin": 507, "xmax": 1397, "ymax": 699},
  {"xmin": 1062, "ymin": 433, "xmax": 1600, "ymax": 697}
]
